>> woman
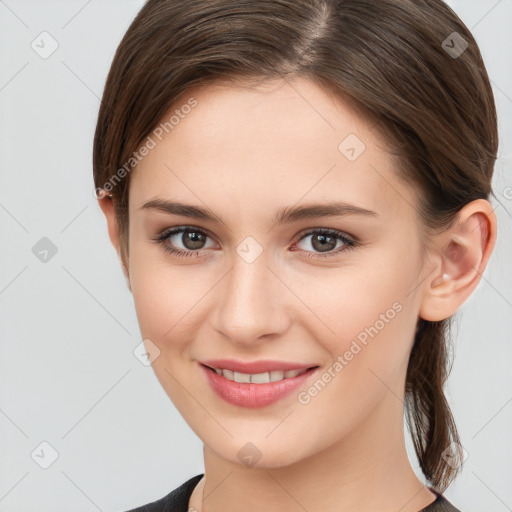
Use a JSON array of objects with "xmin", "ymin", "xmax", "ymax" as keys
[{"xmin": 93, "ymin": 1, "xmax": 498, "ymax": 511}]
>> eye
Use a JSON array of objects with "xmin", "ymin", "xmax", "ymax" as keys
[
  {"xmin": 152, "ymin": 226, "xmax": 358, "ymax": 260},
  {"xmin": 152, "ymin": 226, "xmax": 217, "ymax": 258},
  {"xmin": 293, "ymin": 228, "xmax": 357, "ymax": 259}
]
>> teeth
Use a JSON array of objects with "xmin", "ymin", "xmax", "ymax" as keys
[
  {"xmin": 250, "ymin": 372, "xmax": 270, "ymax": 384},
  {"xmin": 284, "ymin": 369, "xmax": 303, "ymax": 379},
  {"xmin": 270, "ymin": 370, "xmax": 284, "ymax": 382},
  {"xmin": 234, "ymin": 371, "xmax": 251, "ymax": 383},
  {"xmin": 212, "ymin": 367, "xmax": 309, "ymax": 383}
]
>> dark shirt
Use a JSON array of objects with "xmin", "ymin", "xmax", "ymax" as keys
[{"xmin": 124, "ymin": 473, "xmax": 462, "ymax": 512}]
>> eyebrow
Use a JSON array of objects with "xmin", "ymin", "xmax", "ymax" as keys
[{"xmin": 140, "ymin": 198, "xmax": 379, "ymax": 225}]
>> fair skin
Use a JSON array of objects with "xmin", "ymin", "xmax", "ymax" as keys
[{"xmin": 99, "ymin": 77, "xmax": 496, "ymax": 512}]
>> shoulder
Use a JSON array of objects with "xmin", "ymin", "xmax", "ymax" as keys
[
  {"xmin": 123, "ymin": 474, "xmax": 204, "ymax": 512},
  {"xmin": 421, "ymin": 489, "xmax": 463, "ymax": 512}
]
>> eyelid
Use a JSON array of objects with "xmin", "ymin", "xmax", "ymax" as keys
[
  {"xmin": 296, "ymin": 227, "xmax": 355, "ymax": 242},
  {"xmin": 157, "ymin": 225, "xmax": 215, "ymax": 239}
]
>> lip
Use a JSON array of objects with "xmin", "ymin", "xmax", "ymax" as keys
[
  {"xmin": 199, "ymin": 362, "xmax": 319, "ymax": 408},
  {"xmin": 200, "ymin": 359, "xmax": 317, "ymax": 374}
]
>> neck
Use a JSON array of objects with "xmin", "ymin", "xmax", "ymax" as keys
[{"xmin": 193, "ymin": 392, "xmax": 437, "ymax": 512}]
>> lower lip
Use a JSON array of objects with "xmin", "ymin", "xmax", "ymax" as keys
[{"xmin": 199, "ymin": 363, "xmax": 318, "ymax": 408}]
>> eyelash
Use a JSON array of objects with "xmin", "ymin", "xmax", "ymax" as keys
[{"xmin": 152, "ymin": 226, "xmax": 358, "ymax": 260}]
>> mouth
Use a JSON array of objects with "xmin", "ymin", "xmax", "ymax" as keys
[
  {"xmin": 201, "ymin": 363, "xmax": 319, "ymax": 384},
  {"xmin": 199, "ymin": 362, "xmax": 320, "ymax": 408}
]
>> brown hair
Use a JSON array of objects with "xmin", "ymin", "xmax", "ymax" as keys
[{"xmin": 93, "ymin": 0, "xmax": 498, "ymax": 492}]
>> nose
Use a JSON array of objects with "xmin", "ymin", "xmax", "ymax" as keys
[{"xmin": 210, "ymin": 251, "xmax": 291, "ymax": 346}]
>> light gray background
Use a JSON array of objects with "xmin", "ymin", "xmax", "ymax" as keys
[{"xmin": 0, "ymin": 1, "xmax": 510, "ymax": 511}]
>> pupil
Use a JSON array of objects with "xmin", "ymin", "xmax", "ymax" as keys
[
  {"xmin": 312, "ymin": 234, "xmax": 335, "ymax": 252},
  {"xmin": 184, "ymin": 231, "xmax": 205, "ymax": 250}
]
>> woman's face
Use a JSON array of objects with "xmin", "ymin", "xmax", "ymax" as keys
[{"xmin": 126, "ymin": 77, "xmax": 432, "ymax": 467}]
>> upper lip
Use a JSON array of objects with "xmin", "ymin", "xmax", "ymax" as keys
[{"xmin": 200, "ymin": 359, "xmax": 318, "ymax": 374}]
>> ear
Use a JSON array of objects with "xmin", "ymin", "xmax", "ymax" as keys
[
  {"xmin": 419, "ymin": 199, "xmax": 497, "ymax": 321},
  {"xmin": 97, "ymin": 191, "xmax": 131, "ymax": 291}
]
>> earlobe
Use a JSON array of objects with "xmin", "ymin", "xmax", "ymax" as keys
[
  {"xmin": 419, "ymin": 199, "xmax": 497, "ymax": 322},
  {"xmin": 97, "ymin": 191, "xmax": 131, "ymax": 289}
]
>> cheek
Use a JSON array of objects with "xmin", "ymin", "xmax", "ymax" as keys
[
  {"xmin": 289, "ymin": 265, "xmax": 418, "ymax": 443},
  {"xmin": 128, "ymin": 259, "xmax": 208, "ymax": 409},
  {"xmin": 128, "ymin": 238, "xmax": 184, "ymax": 340},
  {"xmin": 292, "ymin": 244, "xmax": 421, "ymax": 376},
  {"xmin": 130, "ymin": 266, "xmax": 198, "ymax": 343},
  {"xmin": 127, "ymin": 238, "xmax": 219, "ymax": 365}
]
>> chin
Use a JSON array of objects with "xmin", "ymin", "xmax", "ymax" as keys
[{"xmin": 203, "ymin": 434, "xmax": 315, "ymax": 471}]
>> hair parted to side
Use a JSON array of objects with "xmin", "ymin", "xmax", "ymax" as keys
[{"xmin": 93, "ymin": 0, "xmax": 498, "ymax": 492}]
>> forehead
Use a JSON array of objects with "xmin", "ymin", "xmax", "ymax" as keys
[{"xmin": 129, "ymin": 77, "xmax": 418, "ymax": 223}]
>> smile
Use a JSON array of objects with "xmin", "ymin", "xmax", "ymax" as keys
[
  {"xmin": 199, "ymin": 363, "xmax": 319, "ymax": 408},
  {"xmin": 205, "ymin": 366, "xmax": 311, "ymax": 383}
]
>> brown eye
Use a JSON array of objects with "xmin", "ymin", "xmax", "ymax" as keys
[
  {"xmin": 310, "ymin": 233, "xmax": 338, "ymax": 252},
  {"xmin": 294, "ymin": 229, "xmax": 356, "ymax": 259},
  {"xmin": 180, "ymin": 230, "xmax": 207, "ymax": 250},
  {"xmin": 154, "ymin": 226, "xmax": 217, "ymax": 257}
]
